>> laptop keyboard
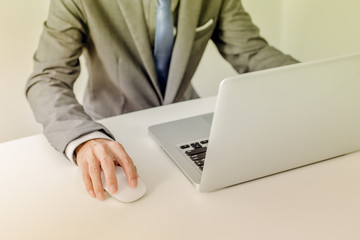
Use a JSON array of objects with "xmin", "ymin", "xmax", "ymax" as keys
[{"xmin": 178, "ymin": 139, "xmax": 209, "ymax": 171}]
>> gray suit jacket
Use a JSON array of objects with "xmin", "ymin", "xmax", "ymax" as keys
[{"xmin": 26, "ymin": 0, "xmax": 297, "ymax": 153}]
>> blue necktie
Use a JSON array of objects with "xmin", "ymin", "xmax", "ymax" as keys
[{"xmin": 154, "ymin": 0, "xmax": 174, "ymax": 96}]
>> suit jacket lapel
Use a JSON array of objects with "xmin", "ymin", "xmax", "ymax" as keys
[
  {"xmin": 117, "ymin": 0, "xmax": 162, "ymax": 99},
  {"xmin": 164, "ymin": 0, "xmax": 203, "ymax": 104}
]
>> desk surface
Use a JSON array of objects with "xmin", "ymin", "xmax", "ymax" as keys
[{"xmin": 1, "ymin": 96, "xmax": 360, "ymax": 240}]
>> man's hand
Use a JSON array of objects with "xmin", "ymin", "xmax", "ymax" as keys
[{"xmin": 75, "ymin": 139, "xmax": 138, "ymax": 200}]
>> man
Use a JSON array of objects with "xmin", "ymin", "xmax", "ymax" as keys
[{"xmin": 26, "ymin": 0, "xmax": 298, "ymax": 201}]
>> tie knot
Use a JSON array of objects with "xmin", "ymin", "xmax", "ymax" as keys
[{"xmin": 158, "ymin": 0, "xmax": 171, "ymax": 8}]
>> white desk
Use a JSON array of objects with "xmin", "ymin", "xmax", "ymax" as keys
[{"xmin": 1, "ymin": 96, "xmax": 359, "ymax": 240}]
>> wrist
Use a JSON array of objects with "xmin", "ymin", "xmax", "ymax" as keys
[{"xmin": 65, "ymin": 131, "xmax": 114, "ymax": 165}]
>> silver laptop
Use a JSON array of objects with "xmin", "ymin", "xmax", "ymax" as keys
[{"xmin": 148, "ymin": 53, "xmax": 360, "ymax": 192}]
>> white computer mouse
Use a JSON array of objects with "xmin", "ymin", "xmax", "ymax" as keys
[{"xmin": 101, "ymin": 166, "xmax": 146, "ymax": 203}]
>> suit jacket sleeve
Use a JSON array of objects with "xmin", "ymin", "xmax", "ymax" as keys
[
  {"xmin": 212, "ymin": 0, "xmax": 299, "ymax": 73},
  {"xmin": 25, "ymin": 0, "xmax": 114, "ymax": 154}
]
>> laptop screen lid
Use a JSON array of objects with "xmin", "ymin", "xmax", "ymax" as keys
[{"xmin": 199, "ymin": 53, "xmax": 360, "ymax": 192}]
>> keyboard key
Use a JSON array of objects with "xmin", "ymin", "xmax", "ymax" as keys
[
  {"xmin": 200, "ymin": 140, "xmax": 209, "ymax": 144},
  {"xmin": 190, "ymin": 142, "xmax": 202, "ymax": 149},
  {"xmin": 185, "ymin": 147, "xmax": 207, "ymax": 156},
  {"xmin": 195, "ymin": 159, "xmax": 205, "ymax": 167},
  {"xmin": 190, "ymin": 152, "xmax": 206, "ymax": 161},
  {"xmin": 180, "ymin": 144, "xmax": 190, "ymax": 149}
]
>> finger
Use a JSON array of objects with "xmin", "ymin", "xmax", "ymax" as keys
[
  {"xmin": 79, "ymin": 163, "xmax": 96, "ymax": 198},
  {"xmin": 82, "ymin": 170, "xmax": 96, "ymax": 198},
  {"xmin": 100, "ymin": 155, "xmax": 118, "ymax": 194},
  {"xmin": 111, "ymin": 142, "xmax": 138, "ymax": 188},
  {"xmin": 88, "ymin": 161, "xmax": 106, "ymax": 200}
]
